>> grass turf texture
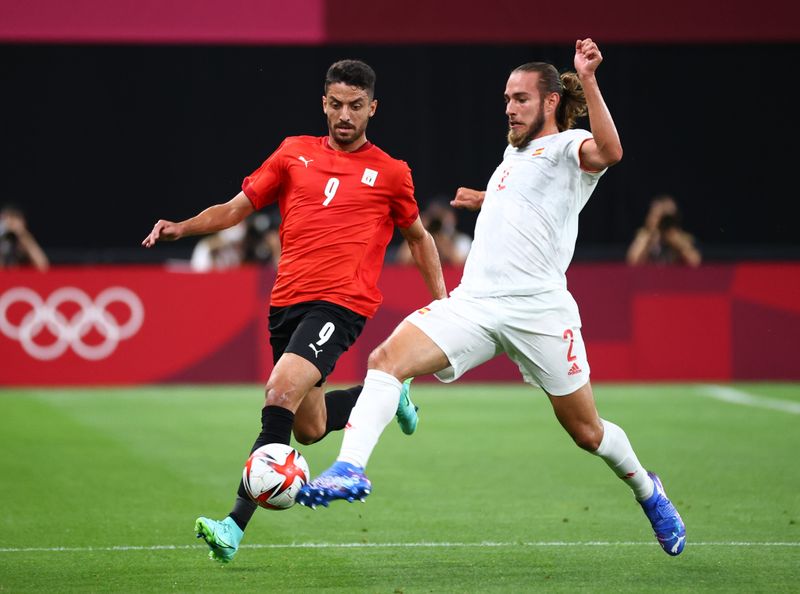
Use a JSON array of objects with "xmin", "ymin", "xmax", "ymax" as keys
[{"xmin": 0, "ymin": 383, "xmax": 798, "ymax": 592}]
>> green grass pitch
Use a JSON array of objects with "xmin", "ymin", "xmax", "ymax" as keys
[{"xmin": 1, "ymin": 383, "xmax": 798, "ymax": 592}]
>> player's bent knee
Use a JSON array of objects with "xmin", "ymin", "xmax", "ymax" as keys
[
  {"xmin": 264, "ymin": 379, "xmax": 301, "ymax": 408},
  {"xmin": 366, "ymin": 344, "xmax": 395, "ymax": 373},
  {"xmin": 572, "ymin": 426, "xmax": 603, "ymax": 452}
]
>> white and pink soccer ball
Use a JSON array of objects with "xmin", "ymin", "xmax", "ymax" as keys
[{"xmin": 243, "ymin": 443, "xmax": 310, "ymax": 510}]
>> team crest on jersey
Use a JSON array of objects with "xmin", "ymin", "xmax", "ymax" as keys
[
  {"xmin": 531, "ymin": 147, "xmax": 545, "ymax": 157},
  {"xmin": 361, "ymin": 168, "xmax": 378, "ymax": 187}
]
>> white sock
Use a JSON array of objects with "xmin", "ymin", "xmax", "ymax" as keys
[
  {"xmin": 593, "ymin": 419, "xmax": 654, "ymax": 501},
  {"xmin": 337, "ymin": 369, "xmax": 402, "ymax": 469}
]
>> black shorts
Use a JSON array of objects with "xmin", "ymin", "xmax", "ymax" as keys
[{"xmin": 268, "ymin": 300, "xmax": 367, "ymax": 385}]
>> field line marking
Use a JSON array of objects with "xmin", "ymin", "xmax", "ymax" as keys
[
  {"xmin": 1, "ymin": 541, "xmax": 799, "ymax": 553},
  {"xmin": 700, "ymin": 385, "xmax": 800, "ymax": 414}
]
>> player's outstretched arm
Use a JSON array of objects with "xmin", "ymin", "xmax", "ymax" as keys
[
  {"xmin": 142, "ymin": 191, "xmax": 255, "ymax": 248},
  {"xmin": 574, "ymin": 38, "xmax": 623, "ymax": 171},
  {"xmin": 450, "ymin": 187, "xmax": 484, "ymax": 211},
  {"xmin": 400, "ymin": 216, "xmax": 448, "ymax": 300}
]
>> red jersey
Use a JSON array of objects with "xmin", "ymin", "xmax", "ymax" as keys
[{"xmin": 242, "ymin": 136, "xmax": 419, "ymax": 318}]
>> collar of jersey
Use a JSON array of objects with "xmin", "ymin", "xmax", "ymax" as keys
[{"xmin": 322, "ymin": 136, "xmax": 374, "ymax": 154}]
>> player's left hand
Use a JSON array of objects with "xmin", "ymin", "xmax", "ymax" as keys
[
  {"xmin": 451, "ymin": 187, "xmax": 484, "ymax": 211},
  {"xmin": 574, "ymin": 38, "xmax": 602, "ymax": 78},
  {"xmin": 142, "ymin": 219, "xmax": 181, "ymax": 247}
]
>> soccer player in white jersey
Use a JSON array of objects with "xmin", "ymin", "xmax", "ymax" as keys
[{"xmin": 299, "ymin": 39, "xmax": 686, "ymax": 557}]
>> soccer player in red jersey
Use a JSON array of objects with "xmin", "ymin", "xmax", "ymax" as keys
[{"xmin": 142, "ymin": 60, "xmax": 447, "ymax": 562}]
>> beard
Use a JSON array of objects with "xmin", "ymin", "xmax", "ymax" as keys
[
  {"xmin": 507, "ymin": 103, "xmax": 545, "ymax": 148},
  {"xmin": 329, "ymin": 121, "xmax": 365, "ymax": 147}
]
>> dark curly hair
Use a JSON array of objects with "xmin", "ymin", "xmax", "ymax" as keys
[{"xmin": 324, "ymin": 60, "xmax": 376, "ymax": 99}]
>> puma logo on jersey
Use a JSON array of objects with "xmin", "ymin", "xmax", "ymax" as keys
[
  {"xmin": 298, "ymin": 156, "xmax": 314, "ymax": 168},
  {"xmin": 308, "ymin": 343, "xmax": 323, "ymax": 358}
]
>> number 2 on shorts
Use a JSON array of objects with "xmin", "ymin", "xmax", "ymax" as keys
[{"xmin": 563, "ymin": 329, "xmax": 577, "ymax": 362}]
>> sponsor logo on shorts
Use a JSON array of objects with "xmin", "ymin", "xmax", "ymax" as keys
[
  {"xmin": 308, "ymin": 343, "xmax": 323, "ymax": 358},
  {"xmin": 568, "ymin": 362, "xmax": 582, "ymax": 376}
]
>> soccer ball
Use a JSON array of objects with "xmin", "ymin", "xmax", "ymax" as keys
[{"xmin": 242, "ymin": 443, "xmax": 310, "ymax": 510}]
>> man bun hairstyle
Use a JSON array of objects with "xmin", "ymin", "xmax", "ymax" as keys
[
  {"xmin": 512, "ymin": 62, "xmax": 588, "ymax": 131},
  {"xmin": 325, "ymin": 59, "xmax": 376, "ymax": 99},
  {"xmin": 557, "ymin": 72, "xmax": 587, "ymax": 132}
]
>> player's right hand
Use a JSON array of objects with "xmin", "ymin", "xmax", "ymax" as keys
[
  {"xmin": 142, "ymin": 219, "xmax": 181, "ymax": 247},
  {"xmin": 450, "ymin": 187, "xmax": 484, "ymax": 211},
  {"xmin": 574, "ymin": 38, "xmax": 602, "ymax": 79}
]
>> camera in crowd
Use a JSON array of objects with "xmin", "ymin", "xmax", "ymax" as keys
[{"xmin": 657, "ymin": 212, "xmax": 681, "ymax": 233}]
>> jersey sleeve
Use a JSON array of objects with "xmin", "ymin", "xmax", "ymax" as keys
[
  {"xmin": 566, "ymin": 130, "xmax": 606, "ymax": 210},
  {"xmin": 561, "ymin": 129, "xmax": 591, "ymax": 167},
  {"xmin": 389, "ymin": 164, "xmax": 419, "ymax": 228},
  {"xmin": 241, "ymin": 139, "xmax": 288, "ymax": 210},
  {"xmin": 563, "ymin": 129, "xmax": 607, "ymax": 177}
]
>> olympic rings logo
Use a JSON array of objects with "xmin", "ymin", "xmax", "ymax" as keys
[{"xmin": 0, "ymin": 287, "xmax": 144, "ymax": 361}]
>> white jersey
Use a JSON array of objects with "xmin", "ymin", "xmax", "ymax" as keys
[{"xmin": 455, "ymin": 129, "xmax": 605, "ymax": 297}]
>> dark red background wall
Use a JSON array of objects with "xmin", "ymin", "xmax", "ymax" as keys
[
  {"xmin": 2, "ymin": 0, "xmax": 798, "ymax": 44},
  {"xmin": 1, "ymin": 263, "xmax": 797, "ymax": 386}
]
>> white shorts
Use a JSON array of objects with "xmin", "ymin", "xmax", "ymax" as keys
[{"xmin": 405, "ymin": 290, "xmax": 590, "ymax": 396}]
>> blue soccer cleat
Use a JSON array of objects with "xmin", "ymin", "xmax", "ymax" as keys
[
  {"xmin": 296, "ymin": 461, "xmax": 371, "ymax": 508},
  {"xmin": 195, "ymin": 516, "xmax": 243, "ymax": 563},
  {"xmin": 639, "ymin": 472, "xmax": 686, "ymax": 556},
  {"xmin": 396, "ymin": 377, "xmax": 419, "ymax": 435}
]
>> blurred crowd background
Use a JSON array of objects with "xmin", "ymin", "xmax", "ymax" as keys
[{"xmin": 1, "ymin": 0, "xmax": 798, "ymax": 270}]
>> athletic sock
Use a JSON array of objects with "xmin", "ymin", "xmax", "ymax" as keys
[
  {"xmin": 249, "ymin": 405, "xmax": 295, "ymax": 451},
  {"xmin": 231, "ymin": 405, "xmax": 296, "ymax": 530},
  {"xmin": 323, "ymin": 385, "xmax": 363, "ymax": 435},
  {"xmin": 337, "ymin": 370, "xmax": 402, "ymax": 469},
  {"xmin": 229, "ymin": 496, "xmax": 256, "ymax": 531},
  {"xmin": 593, "ymin": 418, "xmax": 654, "ymax": 500}
]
